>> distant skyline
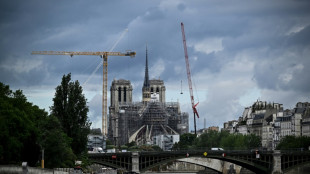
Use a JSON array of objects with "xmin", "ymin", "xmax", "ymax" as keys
[{"xmin": 1, "ymin": 0, "xmax": 309, "ymax": 131}]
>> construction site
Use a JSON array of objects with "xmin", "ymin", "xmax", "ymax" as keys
[
  {"xmin": 108, "ymin": 47, "xmax": 189, "ymax": 148},
  {"xmin": 32, "ymin": 23, "xmax": 197, "ymax": 150}
]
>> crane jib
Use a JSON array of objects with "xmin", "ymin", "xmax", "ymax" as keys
[
  {"xmin": 31, "ymin": 49, "xmax": 136, "ymax": 136},
  {"xmin": 31, "ymin": 51, "xmax": 136, "ymax": 57}
]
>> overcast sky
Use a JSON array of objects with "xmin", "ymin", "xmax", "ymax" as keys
[{"xmin": 1, "ymin": 0, "xmax": 309, "ymax": 131}]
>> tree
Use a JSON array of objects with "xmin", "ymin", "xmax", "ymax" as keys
[
  {"xmin": 245, "ymin": 134, "xmax": 261, "ymax": 149},
  {"xmin": 220, "ymin": 134, "xmax": 237, "ymax": 150},
  {"xmin": 195, "ymin": 130, "xmax": 222, "ymax": 148},
  {"xmin": 125, "ymin": 141, "xmax": 136, "ymax": 148},
  {"xmin": 50, "ymin": 73, "xmax": 91, "ymax": 155},
  {"xmin": 276, "ymin": 136, "xmax": 310, "ymax": 150},
  {"xmin": 39, "ymin": 115, "xmax": 76, "ymax": 168},
  {"xmin": 173, "ymin": 133, "xmax": 197, "ymax": 150},
  {"xmin": 0, "ymin": 83, "xmax": 46, "ymax": 165},
  {"xmin": 175, "ymin": 130, "xmax": 261, "ymax": 150},
  {"xmin": 220, "ymin": 133, "xmax": 261, "ymax": 150}
]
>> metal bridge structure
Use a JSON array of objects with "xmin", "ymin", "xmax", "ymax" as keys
[{"xmin": 88, "ymin": 150, "xmax": 310, "ymax": 174}]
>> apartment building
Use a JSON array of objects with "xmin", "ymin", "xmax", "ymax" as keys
[{"xmin": 223, "ymin": 101, "xmax": 310, "ymax": 150}]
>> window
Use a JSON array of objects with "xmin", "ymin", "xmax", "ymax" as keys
[
  {"xmin": 118, "ymin": 87, "xmax": 122, "ymax": 102},
  {"xmin": 124, "ymin": 87, "xmax": 127, "ymax": 102}
]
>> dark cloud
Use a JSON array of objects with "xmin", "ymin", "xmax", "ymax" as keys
[{"xmin": 1, "ymin": 0, "xmax": 310, "ymax": 129}]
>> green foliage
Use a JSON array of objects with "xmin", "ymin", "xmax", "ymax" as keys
[
  {"xmin": 120, "ymin": 145, "xmax": 128, "ymax": 150},
  {"xmin": 219, "ymin": 134, "xmax": 236, "ymax": 149},
  {"xmin": 218, "ymin": 132, "xmax": 261, "ymax": 150},
  {"xmin": 139, "ymin": 145, "xmax": 153, "ymax": 151},
  {"xmin": 106, "ymin": 139, "xmax": 113, "ymax": 146},
  {"xmin": 106, "ymin": 145, "xmax": 116, "ymax": 149},
  {"xmin": 0, "ymin": 82, "xmax": 81, "ymax": 168},
  {"xmin": 128, "ymin": 145, "xmax": 140, "ymax": 151},
  {"xmin": 125, "ymin": 141, "xmax": 136, "ymax": 148},
  {"xmin": 173, "ymin": 131, "xmax": 261, "ymax": 150},
  {"xmin": 77, "ymin": 151, "xmax": 91, "ymax": 169},
  {"xmin": 124, "ymin": 143, "xmax": 162, "ymax": 152},
  {"xmin": 50, "ymin": 73, "xmax": 91, "ymax": 155},
  {"xmin": 195, "ymin": 130, "xmax": 226, "ymax": 148},
  {"xmin": 0, "ymin": 82, "xmax": 45, "ymax": 165},
  {"xmin": 245, "ymin": 134, "xmax": 262, "ymax": 149},
  {"xmin": 39, "ymin": 115, "xmax": 76, "ymax": 168},
  {"xmin": 173, "ymin": 133, "xmax": 197, "ymax": 149},
  {"xmin": 276, "ymin": 136, "xmax": 310, "ymax": 150},
  {"xmin": 151, "ymin": 145, "xmax": 163, "ymax": 151}
]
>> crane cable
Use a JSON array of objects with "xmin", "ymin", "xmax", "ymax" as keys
[{"xmin": 82, "ymin": 28, "xmax": 128, "ymax": 87}]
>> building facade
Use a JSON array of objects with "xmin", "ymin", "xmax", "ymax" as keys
[
  {"xmin": 108, "ymin": 47, "xmax": 188, "ymax": 148},
  {"xmin": 223, "ymin": 101, "xmax": 310, "ymax": 150},
  {"xmin": 87, "ymin": 128, "xmax": 105, "ymax": 150},
  {"xmin": 153, "ymin": 134, "xmax": 180, "ymax": 151}
]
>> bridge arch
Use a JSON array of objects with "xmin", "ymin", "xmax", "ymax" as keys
[
  {"xmin": 89, "ymin": 150, "xmax": 310, "ymax": 174},
  {"xmin": 89, "ymin": 151, "xmax": 269, "ymax": 173},
  {"xmin": 283, "ymin": 161, "xmax": 310, "ymax": 174},
  {"xmin": 207, "ymin": 156, "xmax": 268, "ymax": 174},
  {"xmin": 91, "ymin": 160, "xmax": 120, "ymax": 170},
  {"xmin": 177, "ymin": 157, "xmax": 223, "ymax": 172},
  {"xmin": 177, "ymin": 157, "xmax": 245, "ymax": 173},
  {"xmin": 139, "ymin": 155, "xmax": 263, "ymax": 173},
  {"xmin": 91, "ymin": 158, "xmax": 223, "ymax": 173}
]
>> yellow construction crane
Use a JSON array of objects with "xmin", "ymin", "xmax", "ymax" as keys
[{"xmin": 32, "ymin": 50, "xmax": 136, "ymax": 137}]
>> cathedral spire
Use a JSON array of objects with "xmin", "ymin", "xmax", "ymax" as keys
[{"xmin": 143, "ymin": 44, "xmax": 150, "ymax": 87}]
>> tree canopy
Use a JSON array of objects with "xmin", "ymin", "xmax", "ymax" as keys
[
  {"xmin": 173, "ymin": 130, "xmax": 261, "ymax": 150},
  {"xmin": 50, "ymin": 73, "xmax": 91, "ymax": 155},
  {"xmin": 39, "ymin": 115, "xmax": 76, "ymax": 168},
  {"xmin": 0, "ymin": 83, "xmax": 45, "ymax": 165},
  {"xmin": 276, "ymin": 136, "xmax": 310, "ymax": 150},
  {"xmin": 172, "ymin": 133, "xmax": 197, "ymax": 149},
  {"xmin": 0, "ymin": 76, "xmax": 91, "ymax": 168}
]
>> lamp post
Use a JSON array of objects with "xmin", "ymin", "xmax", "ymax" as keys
[{"xmin": 41, "ymin": 148, "xmax": 44, "ymax": 169}]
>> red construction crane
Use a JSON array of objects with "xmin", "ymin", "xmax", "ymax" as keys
[{"xmin": 181, "ymin": 22, "xmax": 199, "ymax": 135}]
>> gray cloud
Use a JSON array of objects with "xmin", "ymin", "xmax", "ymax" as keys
[{"xmin": 1, "ymin": 0, "xmax": 310, "ymax": 130}]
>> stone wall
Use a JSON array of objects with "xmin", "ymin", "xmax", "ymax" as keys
[{"xmin": 0, "ymin": 165, "xmax": 69, "ymax": 174}]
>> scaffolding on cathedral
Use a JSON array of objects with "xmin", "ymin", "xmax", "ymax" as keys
[{"xmin": 107, "ymin": 46, "xmax": 189, "ymax": 147}]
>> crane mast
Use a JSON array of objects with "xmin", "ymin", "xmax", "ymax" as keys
[
  {"xmin": 181, "ymin": 22, "xmax": 199, "ymax": 135},
  {"xmin": 32, "ymin": 50, "xmax": 136, "ymax": 137}
]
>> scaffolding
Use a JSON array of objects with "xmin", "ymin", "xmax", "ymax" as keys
[{"xmin": 109, "ymin": 101, "xmax": 189, "ymax": 146}]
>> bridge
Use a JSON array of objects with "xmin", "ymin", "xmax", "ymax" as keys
[{"xmin": 88, "ymin": 150, "xmax": 310, "ymax": 174}]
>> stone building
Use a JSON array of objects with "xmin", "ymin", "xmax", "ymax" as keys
[
  {"xmin": 224, "ymin": 101, "xmax": 310, "ymax": 150},
  {"xmin": 87, "ymin": 128, "xmax": 105, "ymax": 150},
  {"xmin": 302, "ymin": 116, "xmax": 310, "ymax": 136},
  {"xmin": 153, "ymin": 134, "xmax": 180, "ymax": 151},
  {"xmin": 108, "ymin": 47, "xmax": 188, "ymax": 147},
  {"xmin": 222, "ymin": 120, "xmax": 238, "ymax": 133}
]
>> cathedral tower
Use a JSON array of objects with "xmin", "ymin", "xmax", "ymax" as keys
[
  {"xmin": 142, "ymin": 45, "xmax": 166, "ymax": 103},
  {"xmin": 142, "ymin": 46, "xmax": 151, "ymax": 103},
  {"xmin": 109, "ymin": 79, "xmax": 132, "ymax": 145},
  {"xmin": 110, "ymin": 79, "xmax": 132, "ymax": 108}
]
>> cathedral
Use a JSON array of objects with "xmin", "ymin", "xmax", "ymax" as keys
[{"xmin": 108, "ymin": 47, "xmax": 189, "ymax": 147}]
